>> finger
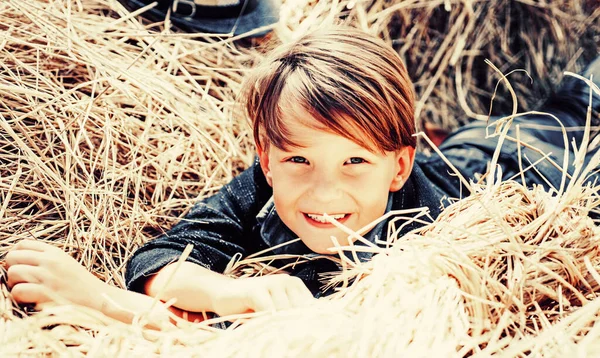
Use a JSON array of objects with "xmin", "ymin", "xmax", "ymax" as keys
[
  {"xmin": 269, "ymin": 288, "xmax": 291, "ymax": 311},
  {"xmin": 290, "ymin": 277, "xmax": 314, "ymax": 302},
  {"xmin": 287, "ymin": 285, "xmax": 314, "ymax": 307},
  {"xmin": 248, "ymin": 289, "xmax": 275, "ymax": 313},
  {"xmin": 13, "ymin": 239, "xmax": 55, "ymax": 252},
  {"xmin": 5, "ymin": 250, "xmax": 44, "ymax": 267},
  {"xmin": 298, "ymin": 284, "xmax": 314, "ymax": 302},
  {"xmin": 7, "ymin": 265, "xmax": 44, "ymax": 288},
  {"xmin": 10, "ymin": 283, "xmax": 50, "ymax": 304}
]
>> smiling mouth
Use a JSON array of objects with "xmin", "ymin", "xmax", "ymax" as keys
[{"xmin": 304, "ymin": 213, "xmax": 350, "ymax": 225}]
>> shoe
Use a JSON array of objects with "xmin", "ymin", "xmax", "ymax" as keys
[{"xmin": 117, "ymin": 0, "xmax": 280, "ymax": 37}]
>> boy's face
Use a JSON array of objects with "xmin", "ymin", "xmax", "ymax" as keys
[{"xmin": 258, "ymin": 105, "xmax": 415, "ymax": 254}]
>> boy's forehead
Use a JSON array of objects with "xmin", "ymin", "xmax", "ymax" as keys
[
  {"xmin": 279, "ymin": 106, "xmax": 328, "ymax": 143},
  {"xmin": 283, "ymin": 104, "xmax": 327, "ymax": 131},
  {"xmin": 278, "ymin": 96, "xmax": 325, "ymax": 130},
  {"xmin": 274, "ymin": 83, "xmax": 385, "ymax": 153},
  {"xmin": 277, "ymin": 105, "xmax": 379, "ymax": 153}
]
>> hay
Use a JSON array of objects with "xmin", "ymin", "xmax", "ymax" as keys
[
  {"xmin": 0, "ymin": 0, "xmax": 599, "ymax": 356},
  {"xmin": 0, "ymin": 0, "xmax": 257, "ymax": 287},
  {"xmin": 330, "ymin": 0, "xmax": 600, "ymax": 140}
]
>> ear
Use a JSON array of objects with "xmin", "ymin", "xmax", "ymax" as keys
[
  {"xmin": 389, "ymin": 146, "xmax": 416, "ymax": 192},
  {"xmin": 257, "ymin": 145, "xmax": 273, "ymax": 187}
]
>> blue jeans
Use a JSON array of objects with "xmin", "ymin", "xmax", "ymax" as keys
[{"xmin": 439, "ymin": 74, "xmax": 600, "ymax": 193}]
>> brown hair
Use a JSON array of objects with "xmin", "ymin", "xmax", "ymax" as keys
[{"xmin": 243, "ymin": 26, "xmax": 416, "ymax": 153}]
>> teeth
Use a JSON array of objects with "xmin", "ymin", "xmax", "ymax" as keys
[{"xmin": 307, "ymin": 213, "xmax": 346, "ymax": 223}]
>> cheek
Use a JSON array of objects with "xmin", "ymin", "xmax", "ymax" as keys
[
  {"xmin": 272, "ymin": 189, "xmax": 303, "ymax": 234},
  {"xmin": 358, "ymin": 191, "xmax": 389, "ymax": 215},
  {"xmin": 270, "ymin": 166, "xmax": 314, "ymax": 201},
  {"xmin": 272, "ymin": 185, "xmax": 293, "ymax": 209},
  {"xmin": 271, "ymin": 165, "xmax": 305, "ymax": 185},
  {"xmin": 351, "ymin": 175, "xmax": 393, "ymax": 214},
  {"xmin": 271, "ymin": 169, "xmax": 300, "ymax": 196},
  {"xmin": 270, "ymin": 171, "xmax": 302, "ymax": 214},
  {"xmin": 349, "ymin": 165, "xmax": 396, "ymax": 186}
]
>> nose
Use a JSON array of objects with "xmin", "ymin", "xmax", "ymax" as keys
[{"xmin": 309, "ymin": 168, "xmax": 343, "ymax": 203}]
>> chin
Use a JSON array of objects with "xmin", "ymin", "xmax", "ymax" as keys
[
  {"xmin": 301, "ymin": 237, "xmax": 349, "ymax": 255},
  {"xmin": 309, "ymin": 246, "xmax": 334, "ymax": 255}
]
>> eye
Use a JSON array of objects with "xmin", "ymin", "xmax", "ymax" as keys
[
  {"xmin": 287, "ymin": 156, "xmax": 309, "ymax": 164},
  {"xmin": 345, "ymin": 157, "xmax": 366, "ymax": 165}
]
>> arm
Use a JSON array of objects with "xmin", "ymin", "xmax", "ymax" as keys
[
  {"xmin": 4, "ymin": 239, "xmax": 199, "ymax": 328},
  {"xmin": 125, "ymin": 158, "xmax": 273, "ymax": 294},
  {"xmin": 143, "ymin": 261, "xmax": 233, "ymax": 313},
  {"xmin": 5, "ymin": 238, "xmax": 312, "ymax": 327},
  {"xmin": 5, "ymin": 160, "xmax": 312, "ymax": 322},
  {"xmin": 143, "ymin": 261, "xmax": 313, "ymax": 317},
  {"xmin": 127, "ymin": 158, "xmax": 314, "ymax": 316}
]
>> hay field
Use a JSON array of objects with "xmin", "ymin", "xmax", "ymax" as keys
[{"xmin": 0, "ymin": 0, "xmax": 599, "ymax": 356}]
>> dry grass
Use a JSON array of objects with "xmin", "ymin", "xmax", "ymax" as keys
[
  {"xmin": 0, "ymin": 0, "xmax": 258, "ymax": 288},
  {"xmin": 0, "ymin": 0, "xmax": 599, "ymax": 356}
]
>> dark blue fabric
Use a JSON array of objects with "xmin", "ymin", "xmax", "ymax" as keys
[{"xmin": 125, "ymin": 74, "xmax": 600, "ymax": 297}]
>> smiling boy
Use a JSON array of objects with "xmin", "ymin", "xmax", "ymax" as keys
[
  {"xmin": 259, "ymin": 112, "xmax": 411, "ymax": 254},
  {"xmin": 250, "ymin": 36, "xmax": 416, "ymax": 254},
  {"xmin": 122, "ymin": 29, "xmax": 426, "ymax": 316},
  {"xmin": 5, "ymin": 27, "xmax": 600, "ymax": 324}
]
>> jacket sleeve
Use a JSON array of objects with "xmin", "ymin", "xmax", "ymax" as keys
[{"xmin": 124, "ymin": 158, "xmax": 272, "ymax": 293}]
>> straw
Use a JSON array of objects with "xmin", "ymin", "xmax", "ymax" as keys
[{"xmin": 0, "ymin": 0, "xmax": 599, "ymax": 356}]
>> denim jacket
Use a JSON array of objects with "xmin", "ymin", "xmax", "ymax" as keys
[{"xmin": 125, "ymin": 89, "xmax": 597, "ymax": 296}]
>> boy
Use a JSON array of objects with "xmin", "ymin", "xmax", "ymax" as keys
[{"xmin": 5, "ymin": 27, "xmax": 600, "ymax": 325}]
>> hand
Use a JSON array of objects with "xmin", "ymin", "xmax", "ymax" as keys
[
  {"xmin": 209, "ymin": 274, "xmax": 314, "ymax": 317},
  {"xmin": 5, "ymin": 239, "xmax": 109, "ymax": 311}
]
